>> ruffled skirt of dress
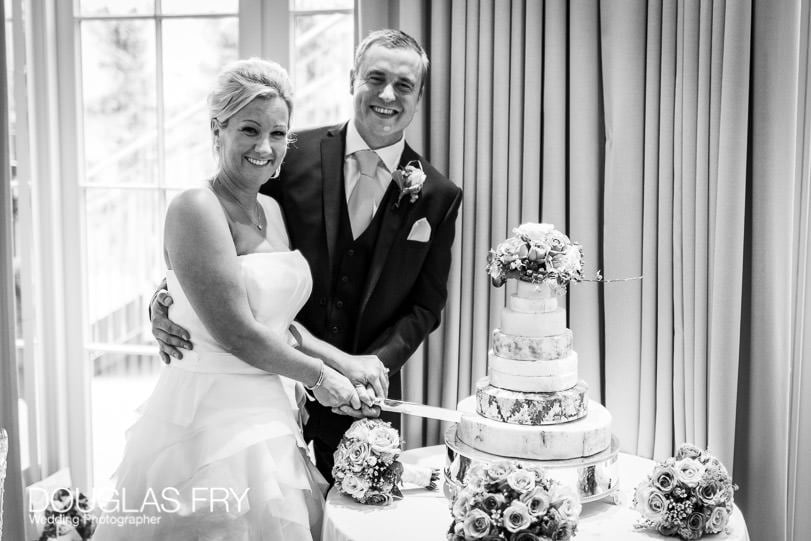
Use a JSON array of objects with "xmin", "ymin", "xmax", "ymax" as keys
[{"xmin": 93, "ymin": 365, "xmax": 327, "ymax": 541}]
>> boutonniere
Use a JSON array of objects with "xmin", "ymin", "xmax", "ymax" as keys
[{"xmin": 392, "ymin": 160, "xmax": 426, "ymax": 208}]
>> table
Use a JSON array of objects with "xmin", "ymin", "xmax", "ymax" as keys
[{"xmin": 322, "ymin": 445, "xmax": 749, "ymax": 541}]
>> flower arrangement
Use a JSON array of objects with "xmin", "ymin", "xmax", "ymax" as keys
[
  {"xmin": 633, "ymin": 443, "xmax": 737, "ymax": 540},
  {"xmin": 36, "ymin": 488, "xmax": 97, "ymax": 540},
  {"xmin": 447, "ymin": 461, "xmax": 580, "ymax": 541},
  {"xmin": 332, "ymin": 418, "xmax": 439, "ymax": 506},
  {"xmin": 392, "ymin": 160, "xmax": 426, "ymax": 207},
  {"xmin": 486, "ymin": 223, "xmax": 584, "ymax": 294}
]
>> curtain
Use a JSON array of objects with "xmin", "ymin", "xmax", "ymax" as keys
[
  {"xmin": 360, "ymin": 1, "xmax": 809, "ymax": 539},
  {"xmin": 740, "ymin": 2, "xmax": 811, "ymax": 540},
  {"xmin": 382, "ymin": 0, "xmax": 749, "ymax": 462},
  {"xmin": 1, "ymin": 2, "xmax": 26, "ymax": 538}
]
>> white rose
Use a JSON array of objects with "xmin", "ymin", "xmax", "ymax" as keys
[
  {"xmin": 345, "ymin": 420, "xmax": 372, "ymax": 441},
  {"xmin": 452, "ymin": 488, "xmax": 475, "ymax": 519},
  {"xmin": 633, "ymin": 484, "xmax": 667, "ymax": 522},
  {"xmin": 341, "ymin": 474, "xmax": 370, "ymax": 499},
  {"xmin": 506, "ymin": 469, "xmax": 536, "ymax": 493},
  {"xmin": 368, "ymin": 425, "xmax": 401, "ymax": 455},
  {"xmin": 347, "ymin": 441, "xmax": 371, "ymax": 468},
  {"xmin": 706, "ymin": 506, "xmax": 731, "ymax": 533},
  {"xmin": 675, "ymin": 457, "xmax": 704, "ymax": 487},
  {"xmin": 515, "ymin": 223, "xmax": 555, "ymax": 241},
  {"xmin": 502, "ymin": 501, "xmax": 532, "ymax": 533}
]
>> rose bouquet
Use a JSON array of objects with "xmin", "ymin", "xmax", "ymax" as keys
[
  {"xmin": 486, "ymin": 223, "xmax": 584, "ymax": 293},
  {"xmin": 633, "ymin": 443, "xmax": 737, "ymax": 540},
  {"xmin": 447, "ymin": 461, "xmax": 580, "ymax": 541},
  {"xmin": 332, "ymin": 418, "xmax": 439, "ymax": 506}
]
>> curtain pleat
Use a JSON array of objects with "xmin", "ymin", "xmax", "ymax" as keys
[
  {"xmin": 707, "ymin": 0, "xmax": 748, "ymax": 467},
  {"xmin": 600, "ymin": 0, "xmax": 646, "ymax": 454},
  {"xmin": 489, "ymin": 3, "xmax": 511, "ymax": 342},
  {"xmin": 521, "ymin": 1, "xmax": 543, "ymax": 221},
  {"xmin": 568, "ymin": 0, "xmax": 603, "ymax": 405},
  {"xmin": 736, "ymin": 1, "xmax": 798, "ymax": 539},
  {"xmin": 639, "ymin": 0, "xmax": 663, "ymax": 458},
  {"xmin": 789, "ymin": 5, "xmax": 811, "ymax": 538},
  {"xmin": 541, "ymin": 1, "xmax": 567, "ymax": 224},
  {"xmin": 653, "ymin": 0, "xmax": 677, "ymax": 460}
]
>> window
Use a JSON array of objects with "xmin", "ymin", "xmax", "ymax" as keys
[
  {"xmin": 289, "ymin": 0, "xmax": 353, "ymax": 128},
  {"xmin": 7, "ymin": 0, "xmax": 354, "ymax": 490}
]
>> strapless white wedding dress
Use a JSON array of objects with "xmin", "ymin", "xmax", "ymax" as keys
[{"xmin": 95, "ymin": 251, "xmax": 327, "ymax": 541}]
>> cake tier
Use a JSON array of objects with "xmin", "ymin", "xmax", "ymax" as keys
[
  {"xmin": 509, "ymin": 293, "xmax": 557, "ymax": 313},
  {"xmin": 488, "ymin": 350, "xmax": 578, "ymax": 378},
  {"xmin": 491, "ymin": 329, "xmax": 573, "ymax": 360},
  {"xmin": 475, "ymin": 377, "xmax": 588, "ymax": 425},
  {"xmin": 489, "ymin": 370, "xmax": 578, "ymax": 392},
  {"xmin": 500, "ymin": 307, "xmax": 567, "ymax": 337},
  {"xmin": 457, "ymin": 396, "xmax": 612, "ymax": 460},
  {"xmin": 511, "ymin": 280, "xmax": 558, "ymax": 312}
]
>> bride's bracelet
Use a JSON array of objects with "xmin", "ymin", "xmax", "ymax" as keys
[{"xmin": 305, "ymin": 361, "xmax": 326, "ymax": 391}]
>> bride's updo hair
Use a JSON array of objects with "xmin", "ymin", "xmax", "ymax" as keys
[{"xmin": 208, "ymin": 58, "xmax": 293, "ymax": 130}]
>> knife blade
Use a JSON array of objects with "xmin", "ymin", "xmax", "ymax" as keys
[{"xmin": 376, "ymin": 398, "xmax": 462, "ymax": 423}]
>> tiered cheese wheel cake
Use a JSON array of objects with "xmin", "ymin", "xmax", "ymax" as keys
[
  {"xmin": 445, "ymin": 223, "xmax": 619, "ymax": 502},
  {"xmin": 456, "ymin": 278, "xmax": 613, "ymax": 459}
]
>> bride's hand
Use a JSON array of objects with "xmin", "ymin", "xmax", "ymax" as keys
[
  {"xmin": 331, "ymin": 384, "xmax": 381, "ymax": 418},
  {"xmin": 312, "ymin": 365, "xmax": 362, "ymax": 409}
]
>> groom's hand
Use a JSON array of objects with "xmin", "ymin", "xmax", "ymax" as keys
[
  {"xmin": 150, "ymin": 289, "xmax": 193, "ymax": 363},
  {"xmin": 341, "ymin": 354, "xmax": 390, "ymax": 401}
]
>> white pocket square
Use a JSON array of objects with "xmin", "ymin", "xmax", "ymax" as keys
[{"xmin": 407, "ymin": 218, "xmax": 431, "ymax": 242}]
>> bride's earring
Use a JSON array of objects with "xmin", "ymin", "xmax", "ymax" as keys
[{"xmin": 270, "ymin": 164, "xmax": 281, "ymax": 179}]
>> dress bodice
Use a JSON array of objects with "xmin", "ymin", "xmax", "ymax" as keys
[{"xmin": 166, "ymin": 250, "xmax": 312, "ymax": 374}]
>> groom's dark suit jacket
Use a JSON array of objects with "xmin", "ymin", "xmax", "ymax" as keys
[{"xmin": 262, "ymin": 122, "xmax": 462, "ymax": 450}]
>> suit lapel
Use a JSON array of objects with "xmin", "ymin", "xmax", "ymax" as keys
[
  {"xmin": 357, "ymin": 144, "xmax": 420, "ymax": 322},
  {"xmin": 321, "ymin": 124, "xmax": 346, "ymax": 278}
]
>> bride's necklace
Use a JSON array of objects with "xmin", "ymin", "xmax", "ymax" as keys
[{"xmin": 210, "ymin": 177, "xmax": 265, "ymax": 231}]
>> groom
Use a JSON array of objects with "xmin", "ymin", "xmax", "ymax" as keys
[{"xmin": 152, "ymin": 29, "xmax": 462, "ymax": 482}]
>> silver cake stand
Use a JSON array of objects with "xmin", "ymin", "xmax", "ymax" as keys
[{"xmin": 443, "ymin": 424, "xmax": 621, "ymax": 504}]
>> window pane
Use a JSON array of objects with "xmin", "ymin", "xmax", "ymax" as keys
[
  {"xmin": 162, "ymin": 17, "xmax": 238, "ymax": 188},
  {"xmin": 78, "ymin": 0, "xmax": 154, "ymax": 16},
  {"xmin": 80, "ymin": 19, "xmax": 158, "ymax": 185},
  {"xmin": 84, "ymin": 189, "xmax": 163, "ymax": 347},
  {"xmin": 293, "ymin": 0, "xmax": 353, "ymax": 11},
  {"xmin": 161, "ymin": 0, "xmax": 237, "ymax": 15},
  {"xmin": 291, "ymin": 12, "xmax": 352, "ymax": 129},
  {"xmin": 92, "ymin": 352, "xmax": 160, "ymax": 487}
]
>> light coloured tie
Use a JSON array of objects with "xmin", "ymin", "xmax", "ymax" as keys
[{"xmin": 348, "ymin": 149, "xmax": 383, "ymax": 239}]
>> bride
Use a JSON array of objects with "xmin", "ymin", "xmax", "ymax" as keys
[{"xmin": 94, "ymin": 58, "xmax": 371, "ymax": 540}]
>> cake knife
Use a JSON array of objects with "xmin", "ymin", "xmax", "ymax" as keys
[{"xmin": 375, "ymin": 398, "xmax": 462, "ymax": 423}]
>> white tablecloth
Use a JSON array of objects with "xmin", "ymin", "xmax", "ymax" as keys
[{"xmin": 322, "ymin": 445, "xmax": 750, "ymax": 541}]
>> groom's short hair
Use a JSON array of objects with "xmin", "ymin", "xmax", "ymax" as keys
[{"xmin": 353, "ymin": 29, "xmax": 430, "ymax": 96}]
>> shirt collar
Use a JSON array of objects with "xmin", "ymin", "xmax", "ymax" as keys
[{"xmin": 345, "ymin": 119, "xmax": 404, "ymax": 173}]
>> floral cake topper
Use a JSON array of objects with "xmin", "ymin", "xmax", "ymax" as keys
[
  {"xmin": 392, "ymin": 160, "xmax": 426, "ymax": 207},
  {"xmin": 486, "ymin": 223, "xmax": 584, "ymax": 294}
]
